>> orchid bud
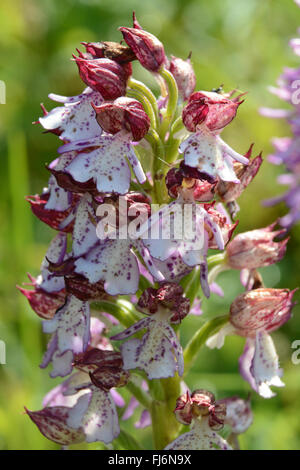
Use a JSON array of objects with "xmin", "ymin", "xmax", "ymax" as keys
[
  {"xmin": 230, "ymin": 288, "xmax": 296, "ymax": 337},
  {"xmin": 226, "ymin": 223, "xmax": 289, "ymax": 270},
  {"xmin": 92, "ymin": 97, "xmax": 150, "ymax": 141},
  {"xmin": 74, "ymin": 56, "xmax": 130, "ymax": 100},
  {"xmin": 82, "ymin": 41, "xmax": 136, "ymax": 64},
  {"xmin": 169, "ymin": 55, "xmax": 196, "ymax": 101},
  {"xmin": 119, "ymin": 15, "xmax": 166, "ymax": 72},
  {"xmin": 182, "ymin": 90, "xmax": 242, "ymax": 132},
  {"xmin": 25, "ymin": 407, "xmax": 85, "ymax": 445},
  {"xmin": 182, "ymin": 95, "xmax": 209, "ymax": 132}
]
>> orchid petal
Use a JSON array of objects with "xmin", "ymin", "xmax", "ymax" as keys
[
  {"xmin": 75, "ymin": 239, "xmax": 140, "ymax": 295},
  {"xmin": 40, "ymin": 89, "xmax": 103, "ymax": 142}
]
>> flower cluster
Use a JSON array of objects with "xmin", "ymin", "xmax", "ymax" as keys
[
  {"xmin": 260, "ymin": 0, "xmax": 300, "ymax": 228},
  {"xmin": 19, "ymin": 13, "xmax": 296, "ymax": 450}
]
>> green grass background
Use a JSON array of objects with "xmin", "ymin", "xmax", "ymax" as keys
[{"xmin": 0, "ymin": 0, "xmax": 300, "ymax": 450}]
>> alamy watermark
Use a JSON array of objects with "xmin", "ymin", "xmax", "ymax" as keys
[
  {"xmin": 291, "ymin": 340, "xmax": 300, "ymax": 365},
  {"xmin": 95, "ymin": 197, "xmax": 205, "ymax": 250},
  {"xmin": 0, "ymin": 80, "xmax": 6, "ymax": 104},
  {"xmin": 0, "ymin": 340, "xmax": 6, "ymax": 364}
]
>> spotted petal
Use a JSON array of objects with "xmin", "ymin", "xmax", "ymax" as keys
[
  {"xmin": 165, "ymin": 418, "xmax": 232, "ymax": 450},
  {"xmin": 44, "ymin": 175, "xmax": 71, "ymax": 211},
  {"xmin": 60, "ymin": 133, "xmax": 146, "ymax": 195},
  {"xmin": 180, "ymin": 127, "xmax": 248, "ymax": 183},
  {"xmin": 72, "ymin": 194, "xmax": 99, "ymax": 257},
  {"xmin": 118, "ymin": 319, "xmax": 184, "ymax": 379},
  {"xmin": 74, "ymin": 239, "xmax": 140, "ymax": 295},
  {"xmin": 37, "ymin": 233, "xmax": 67, "ymax": 293},
  {"xmin": 43, "ymin": 295, "xmax": 90, "ymax": 356},
  {"xmin": 250, "ymin": 331, "xmax": 285, "ymax": 398},
  {"xmin": 40, "ymin": 88, "xmax": 103, "ymax": 142},
  {"xmin": 40, "ymin": 333, "xmax": 74, "ymax": 378},
  {"xmin": 67, "ymin": 385, "xmax": 119, "ymax": 444}
]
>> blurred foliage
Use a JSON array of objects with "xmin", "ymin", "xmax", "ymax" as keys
[{"xmin": 0, "ymin": 0, "xmax": 300, "ymax": 450}]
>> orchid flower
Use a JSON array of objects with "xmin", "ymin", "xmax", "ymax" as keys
[{"xmin": 19, "ymin": 12, "xmax": 295, "ymax": 451}]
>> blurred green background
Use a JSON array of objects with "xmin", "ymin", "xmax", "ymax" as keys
[{"xmin": 0, "ymin": 0, "xmax": 300, "ymax": 450}]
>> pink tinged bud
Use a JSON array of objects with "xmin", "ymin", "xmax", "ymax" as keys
[
  {"xmin": 230, "ymin": 288, "xmax": 295, "ymax": 337},
  {"xmin": 169, "ymin": 55, "xmax": 196, "ymax": 101},
  {"xmin": 226, "ymin": 223, "xmax": 289, "ymax": 270},
  {"xmin": 182, "ymin": 90, "xmax": 241, "ymax": 132},
  {"xmin": 218, "ymin": 396, "xmax": 253, "ymax": 434},
  {"xmin": 74, "ymin": 56, "xmax": 130, "ymax": 100},
  {"xmin": 182, "ymin": 97, "xmax": 209, "ymax": 132},
  {"xmin": 25, "ymin": 406, "xmax": 85, "ymax": 445},
  {"xmin": 119, "ymin": 17, "xmax": 166, "ymax": 72},
  {"xmin": 92, "ymin": 97, "xmax": 150, "ymax": 141}
]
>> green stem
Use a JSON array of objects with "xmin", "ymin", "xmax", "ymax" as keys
[
  {"xmin": 151, "ymin": 399, "xmax": 179, "ymax": 449},
  {"xmin": 207, "ymin": 252, "xmax": 227, "ymax": 269},
  {"xmin": 170, "ymin": 116, "xmax": 184, "ymax": 135},
  {"xmin": 183, "ymin": 314, "xmax": 229, "ymax": 375},
  {"xmin": 145, "ymin": 129, "xmax": 169, "ymax": 203},
  {"xmin": 158, "ymin": 68, "xmax": 178, "ymax": 141},
  {"xmin": 208, "ymin": 263, "xmax": 229, "ymax": 285},
  {"xmin": 128, "ymin": 78, "xmax": 160, "ymax": 128}
]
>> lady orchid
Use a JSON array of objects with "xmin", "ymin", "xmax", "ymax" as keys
[{"xmin": 19, "ymin": 13, "xmax": 297, "ymax": 450}]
